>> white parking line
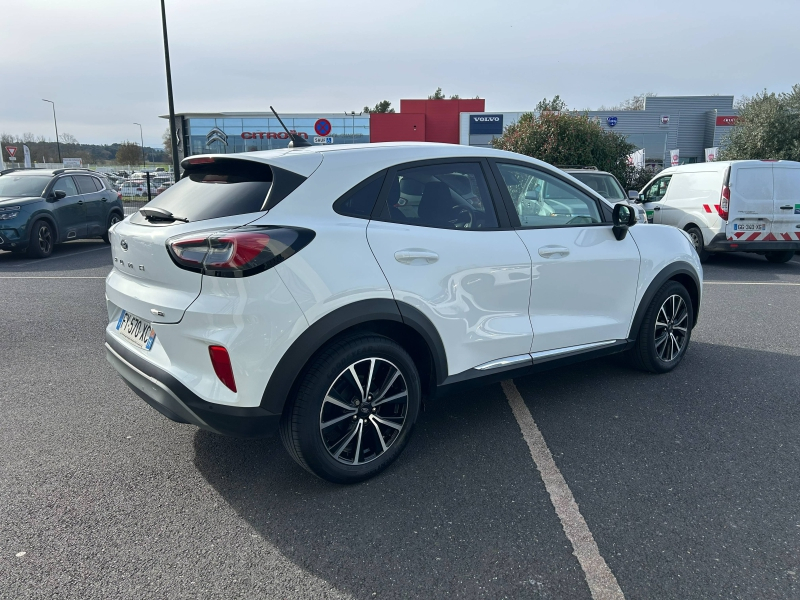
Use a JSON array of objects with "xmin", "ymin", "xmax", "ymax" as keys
[
  {"xmin": 3, "ymin": 245, "xmax": 109, "ymax": 268},
  {"xmin": 704, "ymin": 281, "xmax": 800, "ymax": 286},
  {"xmin": 502, "ymin": 380, "xmax": 625, "ymax": 600}
]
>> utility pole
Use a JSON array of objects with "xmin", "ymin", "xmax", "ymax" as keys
[
  {"xmin": 344, "ymin": 111, "xmax": 362, "ymax": 144},
  {"xmin": 161, "ymin": 0, "xmax": 181, "ymax": 180},
  {"xmin": 134, "ymin": 122, "xmax": 145, "ymax": 169},
  {"xmin": 42, "ymin": 99, "xmax": 61, "ymax": 162}
]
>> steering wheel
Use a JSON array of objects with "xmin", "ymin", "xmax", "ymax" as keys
[{"xmin": 450, "ymin": 205, "xmax": 474, "ymax": 229}]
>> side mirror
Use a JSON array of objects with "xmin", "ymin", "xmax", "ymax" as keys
[
  {"xmin": 612, "ymin": 203, "xmax": 636, "ymax": 240},
  {"xmin": 53, "ymin": 190, "xmax": 67, "ymax": 200},
  {"xmin": 628, "ymin": 190, "xmax": 640, "ymax": 201}
]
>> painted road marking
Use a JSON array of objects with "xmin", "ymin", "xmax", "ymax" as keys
[
  {"xmin": 502, "ymin": 380, "xmax": 625, "ymax": 600},
  {"xmin": 704, "ymin": 281, "xmax": 800, "ymax": 286},
  {"xmin": 3, "ymin": 245, "xmax": 109, "ymax": 268}
]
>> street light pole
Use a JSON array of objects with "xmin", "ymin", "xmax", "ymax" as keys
[
  {"xmin": 160, "ymin": 0, "xmax": 181, "ymax": 180},
  {"xmin": 42, "ymin": 99, "xmax": 61, "ymax": 163},
  {"xmin": 133, "ymin": 122, "xmax": 145, "ymax": 169},
  {"xmin": 344, "ymin": 111, "xmax": 363, "ymax": 144}
]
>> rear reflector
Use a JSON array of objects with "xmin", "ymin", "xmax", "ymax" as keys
[{"xmin": 208, "ymin": 345, "xmax": 237, "ymax": 392}]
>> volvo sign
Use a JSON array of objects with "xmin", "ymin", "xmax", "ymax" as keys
[{"xmin": 469, "ymin": 114, "xmax": 504, "ymax": 135}]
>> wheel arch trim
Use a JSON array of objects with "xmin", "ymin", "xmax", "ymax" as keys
[
  {"xmin": 628, "ymin": 261, "xmax": 701, "ymax": 339},
  {"xmin": 260, "ymin": 298, "xmax": 448, "ymax": 414}
]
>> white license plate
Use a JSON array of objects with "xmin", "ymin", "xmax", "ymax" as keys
[
  {"xmin": 733, "ymin": 223, "xmax": 766, "ymax": 231},
  {"xmin": 116, "ymin": 310, "xmax": 156, "ymax": 350}
]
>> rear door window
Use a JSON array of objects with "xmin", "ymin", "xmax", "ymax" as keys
[
  {"xmin": 135, "ymin": 160, "xmax": 278, "ymax": 223},
  {"xmin": 74, "ymin": 175, "xmax": 100, "ymax": 194}
]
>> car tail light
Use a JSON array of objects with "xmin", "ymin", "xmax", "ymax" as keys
[
  {"xmin": 208, "ymin": 345, "xmax": 236, "ymax": 392},
  {"xmin": 719, "ymin": 185, "xmax": 730, "ymax": 221},
  {"xmin": 117, "ymin": 191, "xmax": 122, "ymax": 201},
  {"xmin": 166, "ymin": 226, "xmax": 315, "ymax": 277}
]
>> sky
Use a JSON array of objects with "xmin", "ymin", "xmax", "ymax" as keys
[{"xmin": 2, "ymin": 0, "xmax": 798, "ymax": 147}]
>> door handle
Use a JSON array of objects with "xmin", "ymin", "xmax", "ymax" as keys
[
  {"xmin": 653, "ymin": 206, "xmax": 661, "ymax": 211},
  {"xmin": 77, "ymin": 200, "xmax": 84, "ymax": 204},
  {"xmin": 538, "ymin": 245, "xmax": 570, "ymax": 259},
  {"xmin": 394, "ymin": 249, "xmax": 439, "ymax": 264},
  {"xmin": 780, "ymin": 205, "xmax": 793, "ymax": 210},
  {"xmin": 101, "ymin": 197, "xmax": 108, "ymax": 202}
]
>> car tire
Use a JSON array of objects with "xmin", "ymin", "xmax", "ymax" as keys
[
  {"xmin": 630, "ymin": 280, "xmax": 694, "ymax": 374},
  {"xmin": 685, "ymin": 226, "xmax": 710, "ymax": 263},
  {"xmin": 102, "ymin": 212, "xmax": 122, "ymax": 244},
  {"xmin": 280, "ymin": 334, "xmax": 421, "ymax": 484},
  {"xmin": 764, "ymin": 250, "xmax": 795, "ymax": 264},
  {"xmin": 26, "ymin": 219, "xmax": 55, "ymax": 259}
]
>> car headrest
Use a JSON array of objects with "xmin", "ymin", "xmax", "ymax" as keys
[{"xmin": 418, "ymin": 181, "xmax": 454, "ymax": 224}]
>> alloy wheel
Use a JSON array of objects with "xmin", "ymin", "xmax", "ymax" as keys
[
  {"xmin": 109, "ymin": 215, "xmax": 120, "ymax": 228},
  {"xmin": 38, "ymin": 225, "xmax": 53, "ymax": 254},
  {"xmin": 654, "ymin": 294, "xmax": 688, "ymax": 362},
  {"xmin": 319, "ymin": 357, "xmax": 408, "ymax": 466}
]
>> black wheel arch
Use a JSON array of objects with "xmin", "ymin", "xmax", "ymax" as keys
[
  {"xmin": 628, "ymin": 261, "xmax": 701, "ymax": 339},
  {"xmin": 260, "ymin": 299, "xmax": 448, "ymax": 414},
  {"xmin": 29, "ymin": 211, "xmax": 59, "ymax": 243}
]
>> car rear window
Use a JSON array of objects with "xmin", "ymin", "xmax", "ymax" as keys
[
  {"xmin": 133, "ymin": 160, "xmax": 275, "ymax": 223},
  {"xmin": 569, "ymin": 172, "xmax": 625, "ymax": 200}
]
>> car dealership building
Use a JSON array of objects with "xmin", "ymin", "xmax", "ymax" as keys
[{"xmin": 169, "ymin": 95, "xmax": 737, "ymax": 167}]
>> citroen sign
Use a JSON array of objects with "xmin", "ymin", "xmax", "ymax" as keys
[{"xmin": 206, "ymin": 127, "xmax": 228, "ymax": 147}]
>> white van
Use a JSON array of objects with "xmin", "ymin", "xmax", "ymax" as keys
[{"xmin": 637, "ymin": 160, "xmax": 800, "ymax": 263}]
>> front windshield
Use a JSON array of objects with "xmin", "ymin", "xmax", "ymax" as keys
[
  {"xmin": 570, "ymin": 172, "xmax": 626, "ymax": 201},
  {"xmin": 0, "ymin": 175, "xmax": 52, "ymax": 197}
]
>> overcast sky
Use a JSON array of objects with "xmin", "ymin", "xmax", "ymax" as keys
[{"xmin": 2, "ymin": 0, "xmax": 798, "ymax": 146}]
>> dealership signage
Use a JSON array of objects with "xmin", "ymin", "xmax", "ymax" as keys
[
  {"xmin": 63, "ymin": 158, "xmax": 82, "ymax": 168},
  {"xmin": 607, "ymin": 116, "xmax": 618, "ymax": 127},
  {"xmin": 715, "ymin": 115, "xmax": 739, "ymax": 126},
  {"xmin": 661, "ymin": 115, "xmax": 670, "ymax": 125},
  {"xmin": 241, "ymin": 131, "xmax": 309, "ymax": 140},
  {"xmin": 206, "ymin": 127, "xmax": 228, "ymax": 147},
  {"xmin": 469, "ymin": 114, "xmax": 503, "ymax": 135}
]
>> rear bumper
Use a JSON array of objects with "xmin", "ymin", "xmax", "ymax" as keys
[
  {"xmin": 706, "ymin": 233, "xmax": 800, "ymax": 253},
  {"xmin": 105, "ymin": 333, "xmax": 281, "ymax": 438}
]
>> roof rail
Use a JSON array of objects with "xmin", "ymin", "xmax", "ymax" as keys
[
  {"xmin": 555, "ymin": 165, "xmax": 598, "ymax": 170},
  {"xmin": 51, "ymin": 167, "xmax": 95, "ymax": 175}
]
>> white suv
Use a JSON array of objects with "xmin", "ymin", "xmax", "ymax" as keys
[{"xmin": 105, "ymin": 143, "xmax": 702, "ymax": 483}]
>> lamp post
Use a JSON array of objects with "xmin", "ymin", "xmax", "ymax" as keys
[
  {"xmin": 161, "ymin": 0, "xmax": 181, "ymax": 180},
  {"xmin": 42, "ymin": 99, "xmax": 61, "ymax": 163},
  {"xmin": 344, "ymin": 111, "xmax": 362, "ymax": 144},
  {"xmin": 133, "ymin": 122, "xmax": 145, "ymax": 169}
]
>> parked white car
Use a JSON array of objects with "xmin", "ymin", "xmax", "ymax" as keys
[
  {"xmin": 104, "ymin": 143, "xmax": 702, "ymax": 483},
  {"xmin": 120, "ymin": 181, "xmax": 149, "ymax": 197},
  {"xmin": 637, "ymin": 160, "xmax": 800, "ymax": 263}
]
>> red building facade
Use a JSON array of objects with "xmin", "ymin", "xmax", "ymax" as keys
[{"xmin": 370, "ymin": 98, "xmax": 485, "ymax": 145}]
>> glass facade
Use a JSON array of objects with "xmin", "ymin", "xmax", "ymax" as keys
[{"xmin": 183, "ymin": 114, "xmax": 370, "ymax": 156}]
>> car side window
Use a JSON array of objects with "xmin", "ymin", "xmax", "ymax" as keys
[
  {"xmin": 642, "ymin": 176, "xmax": 672, "ymax": 202},
  {"xmin": 333, "ymin": 170, "xmax": 386, "ymax": 219},
  {"xmin": 381, "ymin": 162, "xmax": 498, "ymax": 229},
  {"xmin": 74, "ymin": 175, "xmax": 99, "ymax": 194},
  {"xmin": 92, "ymin": 177, "xmax": 105, "ymax": 191},
  {"xmin": 52, "ymin": 176, "xmax": 79, "ymax": 197},
  {"xmin": 496, "ymin": 163, "xmax": 602, "ymax": 227}
]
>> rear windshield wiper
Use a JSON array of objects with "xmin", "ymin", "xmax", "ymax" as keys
[{"xmin": 139, "ymin": 207, "xmax": 189, "ymax": 223}]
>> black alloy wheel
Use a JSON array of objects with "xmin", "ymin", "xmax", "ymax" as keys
[
  {"xmin": 27, "ymin": 220, "xmax": 54, "ymax": 258},
  {"xmin": 629, "ymin": 280, "xmax": 694, "ymax": 373},
  {"xmin": 280, "ymin": 334, "xmax": 421, "ymax": 484}
]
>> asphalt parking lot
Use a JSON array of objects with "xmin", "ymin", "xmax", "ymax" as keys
[{"xmin": 1, "ymin": 242, "xmax": 799, "ymax": 599}]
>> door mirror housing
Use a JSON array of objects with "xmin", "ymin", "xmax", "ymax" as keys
[
  {"xmin": 52, "ymin": 190, "xmax": 67, "ymax": 200},
  {"xmin": 612, "ymin": 203, "xmax": 636, "ymax": 240},
  {"xmin": 628, "ymin": 190, "xmax": 640, "ymax": 201}
]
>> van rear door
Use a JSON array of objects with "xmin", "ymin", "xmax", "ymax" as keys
[
  {"xmin": 772, "ymin": 163, "xmax": 800, "ymax": 242},
  {"xmin": 726, "ymin": 163, "xmax": 774, "ymax": 242}
]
